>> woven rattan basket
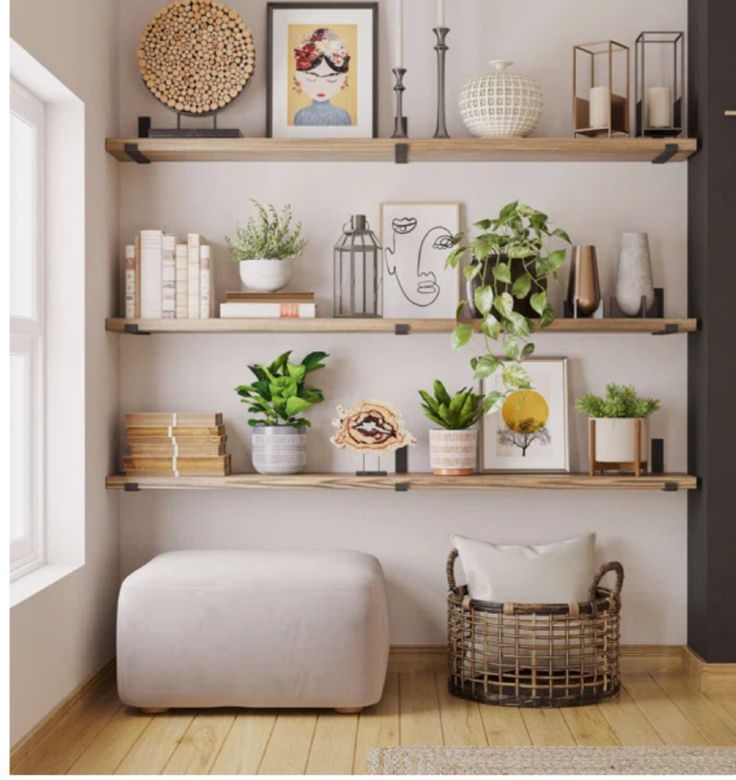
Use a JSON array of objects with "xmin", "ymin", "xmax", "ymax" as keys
[{"xmin": 447, "ymin": 549, "xmax": 624, "ymax": 707}]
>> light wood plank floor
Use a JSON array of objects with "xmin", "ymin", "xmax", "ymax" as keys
[{"xmin": 12, "ymin": 670, "xmax": 736, "ymax": 775}]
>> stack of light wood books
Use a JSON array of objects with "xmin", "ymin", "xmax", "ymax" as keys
[
  {"xmin": 219, "ymin": 291, "xmax": 316, "ymax": 318},
  {"xmin": 123, "ymin": 412, "xmax": 230, "ymax": 476}
]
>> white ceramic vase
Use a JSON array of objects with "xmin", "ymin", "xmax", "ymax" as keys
[
  {"xmin": 459, "ymin": 60, "xmax": 543, "ymax": 138},
  {"xmin": 592, "ymin": 418, "xmax": 648, "ymax": 465},
  {"xmin": 429, "ymin": 429, "xmax": 478, "ymax": 476},
  {"xmin": 615, "ymin": 233, "xmax": 654, "ymax": 316},
  {"xmin": 239, "ymin": 258, "xmax": 294, "ymax": 292},
  {"xmin": 251, "ymin": 425, "xmax": 307, "ymax": 475}
]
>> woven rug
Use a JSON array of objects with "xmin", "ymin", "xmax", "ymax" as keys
[{"xmin": 369, "ymin": 746, "xmax": 736, "ymax": 775}]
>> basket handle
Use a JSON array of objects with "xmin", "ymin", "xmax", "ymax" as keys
[
  {"xmin": 588, "ymin": 561, "xmax": 624, "ymax": 603},
  {"xmin": 447, "ymin": 549, "xmax": 459, "ymax": 590}
]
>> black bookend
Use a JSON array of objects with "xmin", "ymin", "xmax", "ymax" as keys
[
  {"xmin": 651, "ymin": 438, "xmax": 664, "ymax": 474},
  {"xmin": 395, "ymin": 446, "xmax": 408, "ymax": 474}
]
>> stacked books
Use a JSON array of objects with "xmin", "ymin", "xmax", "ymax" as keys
[
  {"xmin": 124, "ymin": 232, "xmax": 213, "ymax": 320},
  {"xmin": 123, "ymin": 412, "xmax": 231, "ymax": 476},
  {"xmin": 219, "ymin": 291, "xmax": 316, "ymax": 319}
]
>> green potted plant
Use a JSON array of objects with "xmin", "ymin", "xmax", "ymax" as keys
[
  {"xmin": 576, "ymin": 383, "xmax": 660, "ymax": 474},
  {"xmin": 227, "ymin": 200, "xmax": 308, "ymax": 292},
  {"xmin": 235, "ymin": 350, "xmax": 328, "ymax": 474},
  {"xmin": 419, "ymin": 381, "xmax": 484, "ymax": 475},
  {"xmin": 445, "ymin": 201, "xmax": 571, "ymax": 414}
]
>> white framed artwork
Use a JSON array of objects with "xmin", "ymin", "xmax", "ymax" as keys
[
  {"xmin": 481, "ymin": 357, "xmax": 570, "ymax": 472},
  {"xmin": 380, "ymin": 202, "xmax": 461, "ymax": 319}
]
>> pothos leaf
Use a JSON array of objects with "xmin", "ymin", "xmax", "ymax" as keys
[
  {"xmin": 474, "ymin": 285, "xmax": 494, "ymax": 316},
  {"xmin": 452, "ymin": 323, "xmax": 474, "ymax": 350}
]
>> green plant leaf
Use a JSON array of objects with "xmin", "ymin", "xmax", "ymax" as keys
[
  {"xmin": 452, "ymin": 323, "xmax": 473, "ymax": 349},
  {"xmin": 483, "ymin": 391, "xmax": 505, "ymax": 415},
  {"xmin": 286, "ymin": 363, "xmax": 306, "ymax": 383},
  {"xmin": 539, "ymin": 305, "xmax": 556, "ymax": 329},
  {"xmin": 302, "ymin": 351, "xmax": 329, "ymax": 373},
  {"xmin": 503, "ymin": 337, "xmax": 520, "ymax": 360},
  {"xmin": 507, "ymin": 312, "xmax": 531, "ymax": 338},
  {"xmin": 492, "ymin": 262, "xmax": 512, "ymax": 284},
  {"xmin": 530, "ymin": 291, "xmax": 548, "ymax": 316},
  {"xmin": 433, "ymin": 380, "xmax": 452, "ymax": 406},
  {"xmin": 285, "ymin": 396, "xmax": 311, "ymax": 416},
  {"xmin": 474, "ymin": 285, "xmax": 494, "ymax": 316},
  {"xmin": 546, "ymin": 249, "xmax": 567, "ymax": 272},
  {"xmin": 502, "ymin": 362, "xmax": 531, "ymax": 389},
  {"xmin": 552, "ymin": 227, "xmax": 572, "ymax": 244},
  {"xmin": 521, "ymin": 342, "xmax": 536, "ymax": 358},
  {"xmin": 511, "ymin": 273, "xmax": 532, "ymax": 299},
  {"xmin": 463, "ymin": 263, "xmax": 481, "ymax": 281},
  {"xmin": 445, "ymin": 245, "xmax": 466, "ymax": 269},
  {"xmin": 494, "ymin": 293, "xmax": 514, "ymax": 318},
  {"xmin": 473, "ymin": 354, "xmax": 501, "ymax": 379},
  {"xmin": 481, "ymin": 313, "xmax": 501, "ymax": 340}
]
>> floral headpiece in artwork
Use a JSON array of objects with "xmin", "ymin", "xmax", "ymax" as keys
[{"xmin": 294, "ymin": 28, "xmax": 350, "ymax": 73}]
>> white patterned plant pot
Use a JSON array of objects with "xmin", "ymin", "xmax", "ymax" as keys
[
  {"xmin": 429, "ymin": 429, "xmax": 478, "ymax": 476},
  {"xmin": 459, "ymin": 59, "xmax": 543, "ymax": 138},
  {"xmin": 239, "ymin": 258, "xmax": 294, "ymax": 292},
  {"xmin": 251, "ymin": 425, "xmax": 307, "ymax": 475}
]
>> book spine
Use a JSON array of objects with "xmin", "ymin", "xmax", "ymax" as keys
[
  {"xmin": 134, "ymin": 234, "xmax": 141, "ymax": 318},
  {"xmin": 187, "ymin": 233, "xmax": 201, "ymax": 319},
  {"xmin": 140, "ymin": 230, "xmax": 163, "ymax": 318},
  {"xmin": 219, "ymin": 302, "xmax": 317, "ymax": 318},
  {"xmin": 162, "ymin": 235, "xmax": 177, "ymax": 319},
  {"xmin": 124, "ymin": 245, "xmax": 135, "ymax": 318},
  {"xmin": 199, "ymin": 245, "xmax": 212, "ymax": 319},
  {"xmin": 175, "ymin": 244, "xmax": 188, "ymax": 318}
]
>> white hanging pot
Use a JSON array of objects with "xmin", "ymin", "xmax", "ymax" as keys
[
  {"xmin": 459, "ymin": 59, "xmax": 543, "ymax": 138},
  {"xmin": 429, "ymin": 429, "xmax": 478, "ymax": 476},
  {"xmin": 239, "ymin": 258, "xmax": 294, "ymax": 292}
]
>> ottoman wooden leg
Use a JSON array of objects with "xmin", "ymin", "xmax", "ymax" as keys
[
  {"xmin": 335, "ymin": 707, "xmax": 363, "ymax": 714},
  {"xmin": 140, "ymin": 707, "xmax": 169, "ymax": 714}
]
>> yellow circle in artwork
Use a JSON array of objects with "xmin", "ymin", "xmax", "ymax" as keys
[{"xmin": 502, "ymin": 390, "xmax": 550, "ymax": 434}]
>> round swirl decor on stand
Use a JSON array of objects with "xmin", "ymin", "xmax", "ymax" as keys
[
  {"xmin": 459, "ymin": 60, "xmax": 543, "ymax": 138},
  {"xmin": 137, "ymin": 0, "xmax": 255, "ymax": 116}
]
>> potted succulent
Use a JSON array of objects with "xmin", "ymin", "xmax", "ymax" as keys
[
  {"xmin": 445, "ymin": 201, "xmax": 571, "ymax": 414},
  {"xmin": 419, "ymin": 381, "xmax": 484, "ymax": 475},
  {"xmin": 576, "ymin": 383, "xmax": 660, "ymax": 475},
  {"xmin": 227, "ymin": 200, "xmax": 308, "ymax": 292},
  {"xmin": 235, "ymin": 350, "xmax": 328, "ymax": 475}
]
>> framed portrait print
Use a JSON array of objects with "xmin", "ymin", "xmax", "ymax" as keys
[
  {"xmin": 380, "ymin": 202, "xmax": 461, "ymax": 319},
  {"xmin": 267, "ymin": 3, "xmax": 378, "ymax": 138},
  {"xmin": 481, "ymin": 358, "xmax": 570, "ymax": 472}
]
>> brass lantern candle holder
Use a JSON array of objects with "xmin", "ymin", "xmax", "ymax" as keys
[
  {"xmin": 573, "ymin": 40, "xmax": 630, "ymax": 138},
  {"xmin": 635, "ymin": 31, "xmax": 685, "ymax": 138},
  {"xmin": 333, "ymin": 215, "xmax": 383, "ymax": 318}
]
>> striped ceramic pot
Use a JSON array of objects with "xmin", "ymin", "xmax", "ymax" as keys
[
  {"xmin": 251, "ymin": 425, "xmax": 307, "ymax": 475},
  {"xmin": 429, "ymin": 429, "xmax": 478, "ymax": 476}
]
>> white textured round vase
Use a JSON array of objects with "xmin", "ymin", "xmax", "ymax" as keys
[
  {"xmin": 615, "ymin": 233, "xmax": 654, "ymax": 316},
  {"xmin": 251, "ymin": 425, "xmax": 307, "ymax": 475},
  {"xmin": 429, "ymin": 429, "xmax": 477, "ymax": 476},
  {"xmin": 459, "ymin": 60, "xmax": 543, "ymax": 138},
  {"xmin": 593, "ymin": 418, "xmax": 648, "ymax": 465},
  {"xmin": 239, "ymin": 258, "xmax": 294, "ymax": 292}
]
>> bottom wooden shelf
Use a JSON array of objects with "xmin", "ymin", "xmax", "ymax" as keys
[{"xmin": 107, "ymin": 472, "xmax": 697, "ymax": 492}]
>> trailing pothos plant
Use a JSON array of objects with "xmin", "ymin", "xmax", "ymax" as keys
[
  {"xmin": 445, "ymin": 201, "xmax": 571, "ymax": 415},
  {"xmin": 235, "ymin": 350, "xmax": 328, "ymax": 428}
]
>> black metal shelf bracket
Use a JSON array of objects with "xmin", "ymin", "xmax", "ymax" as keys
[
  {"xmin": 395, "ymin": 143, "xmax": 409, "ymax": 164},
  {"xmin": 124, "ymin": 143, "xmax": 151, "ymax": 164},
  {"xmin": 395, "ymin": 481, "xmax": 410, "ymax": 492},
  {"xmin": 653, "ymin": 323, "xmax": 680, "ymax": 335},
  {"xmin": 123, "ymin": 323, "xmax": 151, "ymax": 335},
  {"xmin": 124, "ymin": 482, "xmax": 141, "ymax": 492},
  {"xmin": 394, "ymin": 323, "xmax": 410, "ymax": 335},
  {"xmin": 662, "ymin": 481, "xmax": 679, "ymax": 492},
  {"xmin": 652, "ymin": 143, "xmax": 679, "ymax": 164}
]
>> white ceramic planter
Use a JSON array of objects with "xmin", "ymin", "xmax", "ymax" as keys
[
  {"xmin": 251, "ymin": 425, "xmax": 306, "ymax": 475},
  {"xmin": 239, "ymin": 258, "xmax": 294, "ymax": 292},
  {"xmin": 592, "ymin": 418, "xmax": 649, "ymax": 464},
  {"xmin": 429, "ymin": 429, "xmax": 478, "ymax": 476}
]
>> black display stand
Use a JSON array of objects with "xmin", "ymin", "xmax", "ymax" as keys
[
  {"xmin": 138, "ymin": 115, "xmax": 243, "ymax": 139},
  {"xmin": 608, "ymin": 288, "xmax": 664, "ymax": 318}
]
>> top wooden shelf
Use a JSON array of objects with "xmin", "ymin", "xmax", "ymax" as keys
[{"xmin": 105, "ymin": 137, "xmax": 698, "ymax": 164}]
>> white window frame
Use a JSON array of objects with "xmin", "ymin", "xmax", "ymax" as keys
[{"xmin": 10, "ymin": 77, "xmax": 46, "ymax": 580}]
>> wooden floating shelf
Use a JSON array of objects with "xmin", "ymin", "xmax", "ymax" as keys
[
  {"xmin": 107, "ymin": 472, "xmax": 697, "ymax": 492},
  {"xmin": 106, "ymin": 317, "xmax": 697, "ymax": 335},
  {"xmin": 105, "ymin": 137, "xmax": 698, "ymax": 164}
]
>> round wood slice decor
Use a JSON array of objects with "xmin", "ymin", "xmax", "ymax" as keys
[{"xmin": 137, "ymin": 0, "xmax": 255, "ymax": 115}]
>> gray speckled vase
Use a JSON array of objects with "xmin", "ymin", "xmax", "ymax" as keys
[
  {"xmin": 615, "ymin": 232, "xmax": 654, "ymax": 316},
  {"xmin": 251, "ymin": 426, "xmax": 307, "ymax": 475}
]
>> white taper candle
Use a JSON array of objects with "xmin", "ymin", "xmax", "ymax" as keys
[
  {"xmin": 437, "ymin": 0, "xmax": 446, "ymax": 27},
  {"xmin": 396, "ymin": 0, "xmax": 404, "ymax": 68}
]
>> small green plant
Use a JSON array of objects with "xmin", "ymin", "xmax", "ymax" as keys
[
  {"xmin": 227, "ymin": 200, "xmax": 308, "ymax": 261},
  {"xmin": 419, "ymin": 381, "xmax": 484, "ymax": 430},
  {"xmin": 235, "ymin": 350, "xmax": 328, "ymax": 428},
  {"xmin": 445, "ymin": 201, "xmax": 571, "ymax": 414},
  {"xmin": 576, "ymin": 384, "xmax": 660, "ymax": 419}
]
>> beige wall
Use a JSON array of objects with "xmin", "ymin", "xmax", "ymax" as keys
[{"xmin": 10, "ymin": 0, "xmax": 120, "ymax": 747}]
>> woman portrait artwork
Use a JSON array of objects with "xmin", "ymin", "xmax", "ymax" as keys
[{"xmin": 292, "ymin": 28, "xmax": 353, "ymax": 126}]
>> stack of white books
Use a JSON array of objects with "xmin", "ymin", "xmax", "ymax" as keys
[{"xmin": 124, "ymin": 231, "xmax": 213, "ymax": 319}]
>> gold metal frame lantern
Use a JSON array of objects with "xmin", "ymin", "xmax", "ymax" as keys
[{"xmin": 573, "ymin": 41, "xmax": 630, "ymax": 138}]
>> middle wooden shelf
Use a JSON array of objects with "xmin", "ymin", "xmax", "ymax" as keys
[{"xmin": 106, "ymin": 317, "xmax": 697, "ymax": 335}]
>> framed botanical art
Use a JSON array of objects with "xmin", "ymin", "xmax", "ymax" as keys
[
  {"xmin": 380, "ymin": 202, "xmax": 461, "ymax": 319},
  {"xmin": 481, "ymin": 358, "xmax": 570, "ymax": 472},
  {"xmin": 267, "ymin": 3, "xmax": 378, "ymax": 138}
]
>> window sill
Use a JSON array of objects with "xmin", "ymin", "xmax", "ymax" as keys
[{"xmin": 10, "ymin": 563, "xmax": 81, "ymax": 608}]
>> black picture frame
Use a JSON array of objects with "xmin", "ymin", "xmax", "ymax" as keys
[{"xmin": 266, "ymin": 2, "xmax": 379, "ymax": 138}]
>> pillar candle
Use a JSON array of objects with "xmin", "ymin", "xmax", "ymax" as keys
[
  {"xmin": 395, "ymin": 0, "xmax": 404, "ymax": 68},
  {"xmin": 589, "ymin": 86, "xmax": 611, "ymax": 129},
  {"xmin": 647, "ymin": 86, "xmax": 673, "ymax": 128},
  {"xmin": 437, "ymin": 0, "xmax": 446, "ymax": 27}
]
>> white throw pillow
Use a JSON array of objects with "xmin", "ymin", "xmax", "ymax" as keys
[{"xmin": 451, "ymin": 533, "xmax": 596, "ymax": 604}]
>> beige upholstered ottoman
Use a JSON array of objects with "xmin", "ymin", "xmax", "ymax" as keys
[{"xmin": 116, "ymin": 549, "xmax": 389, "ymax": 713}]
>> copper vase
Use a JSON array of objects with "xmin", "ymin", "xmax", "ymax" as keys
[{"xmin": 567, "ymin": 245, "xmax": 602, "ymax": 317}]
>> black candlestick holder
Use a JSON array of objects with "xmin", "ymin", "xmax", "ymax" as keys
[
  {"xmin": 433, "ymin": 27, "xmax": 450, "ymax": 138},
  {"xmin": 391, "ymin": 67, "xmax": 408, "ymax": 139}
]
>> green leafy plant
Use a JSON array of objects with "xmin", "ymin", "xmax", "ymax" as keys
[
  {"xmin": 445, "ymin": 201, "xmax": 571, "ymax": 414},
  {"xmin": 576, "ymin": 384, "xmax": 660, "ymax": 419},
  {"xmin": 235, "ymin": 350, "xmax": 328, "ymax": 428},
  {"xmin": 419, "ymin": 381, "xmax": 484, "ymax": 430},
  {"xmin": 227, "ymin": 200, "xmax": 308, "ymax": 261}
]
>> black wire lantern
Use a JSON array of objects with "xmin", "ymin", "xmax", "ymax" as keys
[
  {"xmin": 333, "ymin": 215, "xmax": 383, "ymax": 318},
  {"xmin": 635, "ymin": 32, "xmax": 685, "ymax": 137}
]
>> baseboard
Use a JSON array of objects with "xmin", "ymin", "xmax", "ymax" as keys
[
  {"xmin": 9, "ymin": 658, "xmax": 116, "ymax": 769},
  {"xmin": 683, "ymin": 646, "xmax": 736, "ymax": 695}
]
